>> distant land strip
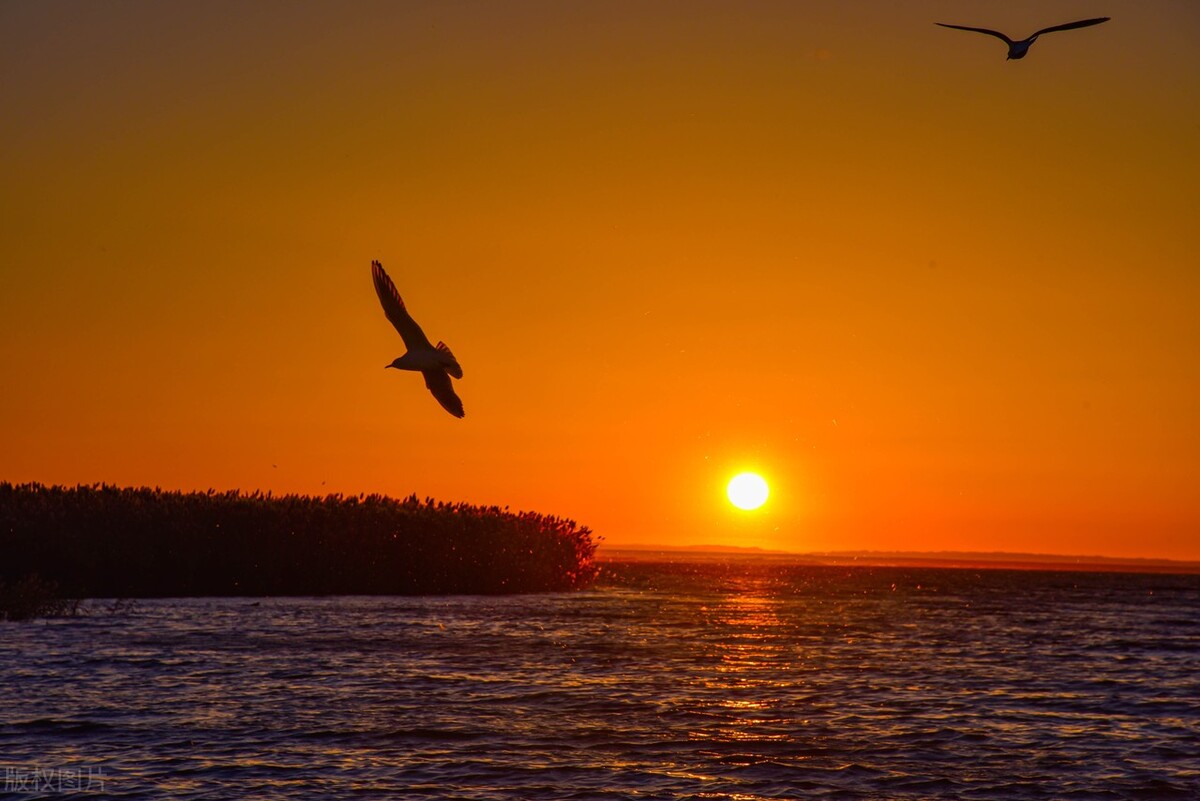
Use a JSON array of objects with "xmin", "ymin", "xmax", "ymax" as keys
[{"xmin": 600, "ymin": 544, "xmax": 1200, "ymax": 575}]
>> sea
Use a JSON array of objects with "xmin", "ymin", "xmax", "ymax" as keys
[{"xmin": 2, "ymin": 556, "xmax": 1198, "ymax": 800}]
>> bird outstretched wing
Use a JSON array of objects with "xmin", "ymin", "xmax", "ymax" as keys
[
  {"xmin": 436, "ymin": 341, "xmax": 463, "ymax": 379},
  {"xmin": 372, "ymin": 260, "xmax": 434, "ymax": 351},
  {"xmin": 423, "ymin": 370, "xmax": 465, "ymax": 418},
  {"xmin": 935, "ymin": 23, "xmax": 1014, "ymax": 45},
  {"xmin": 1031, "ymin": 17, "xmax": 1110, "ymax": 37}
]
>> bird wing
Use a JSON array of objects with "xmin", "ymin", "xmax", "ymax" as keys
[
  {"xmin": 935, "ymin": 23, "xmax": 1014, "ymax": 45},
  {"xmin": 423, "ymin": 369, "xmax": 465, "ymax": 418},
  {"xmin": 372, "ymin": 260, "xmax": 434, "ymax": 351},
  {"xmin": 1031, "ymin": 17, "xmax": 1110, "ymax": 37},
  {"xmin": 436, "ymin": 341, "xmax": 463, "ymax": 380}
]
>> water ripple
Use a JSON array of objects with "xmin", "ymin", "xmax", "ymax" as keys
[{"xmin": 1, "ymin": 564, "xmax": 1198, "ymax": 799}]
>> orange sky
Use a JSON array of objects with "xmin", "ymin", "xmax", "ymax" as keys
[{"xmin": 2, "ymin": 2, "xmax": 1198, "ymax": 559}]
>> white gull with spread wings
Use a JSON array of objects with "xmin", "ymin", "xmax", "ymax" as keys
[{"xmin": 371, "ymin": 259, "xmax": 464, "ymax": 418}]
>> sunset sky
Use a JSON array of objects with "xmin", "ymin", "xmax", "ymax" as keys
[{"xmin": 3, "ymin": 1, "xmax": 1197, "ymax": 559}]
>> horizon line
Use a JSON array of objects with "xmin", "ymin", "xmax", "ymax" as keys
[{"xmin": 599, "ymin": 542, "xmax": 1200, "ymax": 569}]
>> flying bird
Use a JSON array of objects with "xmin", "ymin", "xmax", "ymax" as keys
[
  {"xmin": 935, "ymin": 17, "xmax": 1110, "ymax": 60},
  {"xmin": 371, "ymin": 259, "xmax": 465, "ymax": 418}
]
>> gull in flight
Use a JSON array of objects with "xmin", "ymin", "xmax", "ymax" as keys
[
  {"xmin": 936, "ymin": 17, "xmax": 1110, "ymax": 60},
  {"xmin": 371, "ymin": 260, "xmax": 464, "ymax": 418}
]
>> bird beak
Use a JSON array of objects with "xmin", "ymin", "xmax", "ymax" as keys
[{"xmin": 384, "ymin": 363, "xmax": 393, "ymax": 369}]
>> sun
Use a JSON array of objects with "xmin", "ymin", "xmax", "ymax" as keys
[{"xmin": 726, "ymin": 472, "xmax": 769, "ymax": 511}]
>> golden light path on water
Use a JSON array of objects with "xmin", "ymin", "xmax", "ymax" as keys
[{"xmin": 691, "ymin": 569, "xmax": 794, "ymax": 753}]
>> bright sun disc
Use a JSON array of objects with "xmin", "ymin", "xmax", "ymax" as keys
[{"xmin": 727, "ymin": 472, "xmax": 769, "ymax": 510}]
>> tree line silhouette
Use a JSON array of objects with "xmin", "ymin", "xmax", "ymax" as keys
[{"xmin": 0, "ymin": 482, "xmax": 599, "ymax": 599}]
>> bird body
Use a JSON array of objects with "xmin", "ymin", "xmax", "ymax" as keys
[
  {"xmin": 387, "ymin": 343, "xmax": 460, "ymax": 375},
  {"xmin": 371, "ymin": 259, "xmax": 465, "ymax": 418},
  {"xmin": 936, "ymin": 17, "xmax": 1110, "ymax": 60}
]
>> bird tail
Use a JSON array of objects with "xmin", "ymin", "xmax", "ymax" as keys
[{"xmin": 436, "ymin": 342, "xmax": 463, "ymax": 379}]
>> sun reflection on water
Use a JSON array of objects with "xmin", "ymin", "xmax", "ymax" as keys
[{"xmin": 684, "ymin": 570, "xmax": 810, "ymax": 758}]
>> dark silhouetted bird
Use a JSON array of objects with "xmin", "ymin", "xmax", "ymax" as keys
[
  {"xmin": 936, "ymin": 17, "xmax": 1110, "ymax": 60},
  {"xmin": 371, "ymin": 260, "xmax": 464, "ymax": 418}
]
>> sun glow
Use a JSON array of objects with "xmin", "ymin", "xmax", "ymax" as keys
[{"xmin": 727, "ymin": 472, "xmax": 769, "ymax": 511}]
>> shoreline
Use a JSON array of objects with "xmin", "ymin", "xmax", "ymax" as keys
[{"xmin": 598, "ymin": 546, "xmax": 1200, "ymax": 576}]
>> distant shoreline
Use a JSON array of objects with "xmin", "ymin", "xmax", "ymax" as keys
[{"xmin": 599, "ymin": 544, "xmax": 1200, "ymax": 575}]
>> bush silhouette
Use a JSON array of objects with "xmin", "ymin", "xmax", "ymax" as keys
[{"xmin": 0, "ymin": 483, "xmax": 598, "ymax": 598}]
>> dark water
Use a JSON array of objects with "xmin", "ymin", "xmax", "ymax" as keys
[{"xmin": 3, "ymin": 559, "xmax": 1199, "ymax": 800}]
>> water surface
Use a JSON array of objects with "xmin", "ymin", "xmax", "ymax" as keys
[{"xmin": 3, "ymin": 560, "xmax": 1198, "ymax": 799}]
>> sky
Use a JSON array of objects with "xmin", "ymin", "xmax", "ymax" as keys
[{"xmin": 2, "ymin": 1, "xmax": 1198, "ymax": 559}]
